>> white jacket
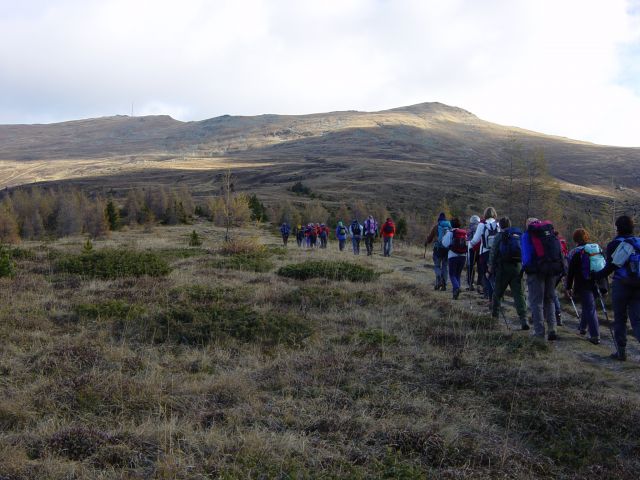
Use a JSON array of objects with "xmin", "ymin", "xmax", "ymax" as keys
[
  {"xmin": 442, "ymin": 231, "xmax": 466, "ymax": 259},
  {"xmin": 470, "ymin": 218, "xmax": 500, "ymax": 255}
]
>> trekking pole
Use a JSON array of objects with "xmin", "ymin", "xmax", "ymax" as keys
[
  {"xmin": 596, "ymin": 288, "xmax": 619, "ymax": 357},
  {"xmin": 499, "ymin": 308, "xmax": 511, "ymax": 331},
  {"xmin": 567, "ymin": 292, "xmax": 580, "ymax": 320}
]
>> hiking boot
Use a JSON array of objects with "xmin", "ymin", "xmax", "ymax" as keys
[
  {"xmin": 520, "ymin": 318, "xmax": 530, "ymax": 331},
  {"xmin": 453, "ymin": 289, "xmax": 460, "ymax": 300},
  {"xmin": 441, "ymin": 285, "xmax": 447, "ymax": 292},
  {"xmin": 556, "ymin": 314, "xmax": 563, "ymax": 327},
  {"xmin": 610, "ymin": 349, "xmax": 627, "ymax": 361},
  {"xmin": 547, "ymin": 331, "xmax": 558, "ymax": 341},
  {"xmin": 578, "ymin": 329, "xmax": 586, "ymax": 335},
  {"xmin": 588, "ymin": 337, "xmax": 600, "ymax": 345}
]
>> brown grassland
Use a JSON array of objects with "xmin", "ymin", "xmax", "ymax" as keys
[{"xmin": 1, "ymin": 222, "xmax": 640, "ymax": 479}]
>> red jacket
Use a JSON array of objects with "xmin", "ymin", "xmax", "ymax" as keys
[{"xmin": 381, "ymin": 221, "xmax": 396, "ymax": 238}]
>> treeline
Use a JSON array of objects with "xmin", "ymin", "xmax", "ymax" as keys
[{"xmin": 0, "ymin": 186, "xmax": 262, "ymax": 244}]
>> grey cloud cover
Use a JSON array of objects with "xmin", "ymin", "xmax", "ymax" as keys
[{"xmin": 1, "ymin": 0, "xmax": 639, "ymax": 146}]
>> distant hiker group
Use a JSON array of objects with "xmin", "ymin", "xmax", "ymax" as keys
[
  {"xmin": 280, "ymin": 216, "xmax": 396, "ymax": 257},
  {"xmin": 426, "ymin": 209, "xmax": 640, "ymax": 361}
]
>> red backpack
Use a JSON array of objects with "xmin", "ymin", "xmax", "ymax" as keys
[{"xmin": 451, "ymin": 228, "xmax": 468, "ymax": 254}]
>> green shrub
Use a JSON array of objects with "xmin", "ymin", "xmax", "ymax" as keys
[
  {"xmin": 7, "ymin": 247, "xmax": 36, "ymax": 260},
  {"xmin": 357, "ymin": 328, "xmax": 399, "ymax": 347},
  {"xmin": 55, "ymin": 249, "xmax": 170, "ymax": 279},
  {"xmin": 156, "ymin": 248, "xmax": 208, "ymax": 260},
  {"xmin": 153, "ymin": 305, "xmax": 311, "ymax": 347},
  {"xmin": 278, "ymin": 261, "xmax": 378, "ymax": 282},
  {"xmin": 75, "ymin": 300, "xmax": 145, "ymax": 320},
  {"xmin": 0, "ymin": 245, "xmax": 15, "ymax": 278},
  {"xmin": 189, "ymin": 230, "xmax": 202, "ymax": 247}
]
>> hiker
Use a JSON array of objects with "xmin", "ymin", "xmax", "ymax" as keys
[
  {"xmin": 280, "ymin": 222, "xmax": 290, "ymax": 246},
  {"xmin": 470, "ymin": 207, "xmax": 500, "ymax": 302},
  {"xmin": 553, "ymin": 231, "xmax": 570, "ymax": 326},
  {"xmin": 488, "ymin": 217, "xmax": 529, "ymax": 329},
  {"xmin": 313, "ymin": 223, "xmax": 321, "ymax": 248},
  {"xmin": 593, "ymin": 215, "xmax": 640, "ymax": 361},
  {"xmin": 467, "ymin": 215, "xmax": 481, "ymax": 291},
  {"xmin": 521, "ymin": 217, "xmax": 566, "ymax": 340},
  {"xmin": 426, "ymin": 212, "xmax": 451, "ymax": 291},
  {"xmin": 295, "ymin": 224, "xmax": 304, "ymax": 247},
  {"xmin": 319, "ymin": 223, "xmax": 329, "ymax": 248},
  {"xmin": 380, "ymin": 217, "xmax": 396, "ymax": 257},
  {"xmin": 363, "ymin": 215, "xmax": 379, "ymax": 256},
  {"xmin": 349, "ymin": 218, "xmax": 363, "ymax": 255},
  {"xmin": 336, "ymin": 221, "xmax": 348, "ymax": 251},
  {"xmin": 441, "ymin": 217, "xmax": 467, "ymax": 299},
  {"xmin": 565, "ymin": 228, "xmax": 603, "ymax": 345},
  {"xmin": 305, "ymin": 224, "xmax": 313, "ymax": 248}
]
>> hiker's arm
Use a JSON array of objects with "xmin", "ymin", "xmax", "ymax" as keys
[
  {"xmin": 593, "ymin": 241, "xmax": 620, "ymax": 280},
  {"xmin": 488, "ymin": 235, "xmax": 499, "ymax": 270},
  {"xmin": 469, "ymin": 224, "xmax": 483, "ymax": 248},
  {"xmin": 425, "ymin": 224, "xmax": 436, "ymax": 244}
]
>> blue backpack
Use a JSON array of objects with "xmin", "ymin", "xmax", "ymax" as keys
[
  {"xmin": 614, "ymin": 236, "xmax": 640, "ymax": 283},
  {"xmin": 435, "ymin": 220, "xmax": 452, "ymax": 249},
  {"xmin": 499, "ymin": 227, "xmax": 522, "ymax": 263}
]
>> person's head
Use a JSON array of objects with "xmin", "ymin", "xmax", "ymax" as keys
[
  {"xmin": 469, "ymin": 215, "xmax": 480, "ymax": 226},
  {"xmin": 572, "ymin": 228, "xmax": 590, "ymax": 245},
  {"xmin": 297, "ymin": 224, "xmax": 301, "ymax": 229},
  {"xmin": 386, "ymin": 217, "xmax": 392, "ymax": 223},
  {"xmin": 499, "ymin": 217, "xmax": 511, "ymax": 229},
  {"xmin": 526, "ymin": 217, "xmax": 539, "ymax": 227},
  {"xmin": 615, "ymin": 215, "xmax": 634, "ymax": 236},
  {"xmin": 450, "ymin": 217, "xmax": 461, "ymax": 228},
  {"xmin": 437, "ymin": 212, "xmax": 446, "ymax": 222},
  {"xmin": 483, "ymin": 207, "xmax": 497, "ymax": 220},
  {"xmin": 338, "ymin": 221, "xmax": 343, "ymax": 226},
  {"xmin": 368, "ymin": 215, "xmax": 373, "ymax": 220}
]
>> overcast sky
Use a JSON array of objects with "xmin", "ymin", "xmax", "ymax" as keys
[{"xmin": 1, "ymin": 0, "xmax": 639, "ymax": 146}]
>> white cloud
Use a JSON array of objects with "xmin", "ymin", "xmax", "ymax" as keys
[{"xmin": 0, "ymin": 0, "xmax": 638, "ymax": 146}]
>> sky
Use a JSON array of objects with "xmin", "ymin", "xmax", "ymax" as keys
[{"xmin": 1, "ymin": 0, "xmax": 639, "ymax": 147}]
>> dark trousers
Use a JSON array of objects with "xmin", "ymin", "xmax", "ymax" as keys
[
  {"xmin": 352, "ymin": 237, "xmax": 361, "ymax": 255},
  {"xmin": 578, "ymin": 288, "xmax": 600, "ymax": 339},
  {"xmin": 339, "ymin": 239, "xmax": 346, "ymax": 251},
  {"xmin": 383, "ymin": 237, "xmax": 393, "ymax": 257},
  {"xmin": 365, "ymin": 234, "xmax": 375, "ymax": 255},
  {"xmin": 611, "ymin": 280, "xmax": 640, "ymax": 349},
  {"xmin": 492, "ymin": 262, "xmax": 527, "ymax": 319},
  {"xmin": 448, "ymin": 256, "xmax": 466, "ymax": 293},
  {"xmin": 478, "ymin": 252, "xmax": 493, "ymax": 299},
  {"xmin": 467, "ymin": 249, "xmax": 477, "ymax": 288},
  {"xmin": 282, "ymin": 234, "xmax": 289, "ymax": 246},
  {"xmin": 433, "ymin": 248, "xmax": 448, "ymax": 287},
  {"xmin": 320, "ymin": 235, "xmax": 327, "ymax": 248}
]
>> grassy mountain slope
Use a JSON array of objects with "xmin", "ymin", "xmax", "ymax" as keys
[{"xmin": 1, "ymin": 223, "xmax": 639, "ymax": 478}]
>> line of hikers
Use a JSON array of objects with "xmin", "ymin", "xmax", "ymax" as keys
[
  {"xmin": 426, "ymin": 208, "xmax": 640, "ymax": 361},
  {"xmin": 280, "ymin": 216, "xmax": 397, "ymax": 257}
]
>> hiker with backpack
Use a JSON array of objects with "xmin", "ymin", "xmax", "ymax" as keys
[
  {"xmin": 565, "ymin": 228, "xmax": 604, "ymax": 345},
  {"xmin": 467, "ymin": 215, "xmax": 481, "ymax": 291},
  {"xmin": 521, "ymin": 217, "xmax": 566, "ymax": 341},
  {"xmin": 441, "ymin": 217, "xmax": 467, "ymax": 299},
  {"xmin": 363, "ymin": 215, "xmax": 379, "ymax": 256},
  {"xmin": 426, "ymin": 212, "xmax": 451, "ymax": 291},
  {"xmin": 295, "ymin": 224, "xmax": 304, "ymax": 248},
  {"xmin": 488, "ymin": 217, "xmax": 529, "ymax": 330},
  {"xmin": 380, "ymin": 217, "xmax": 396, "ymax": 257},
  {"xmin": 280, "ymin": 223, "xmax": 291, "ymax": 246},
  {"xmin": 470, "ymin": 207, "xmax": 500, "ymax": 302},
  {"xmin": 349, "ymin": 219, "xmax": 363, "ymax": 255},
  {"xmin": 336, "ymin": 221, "xmax": 348, "ymax": 251},
  {"xmin": 553, "ymin": 231, "xmax": 570, "ymax": 327},
  {"xmin": 319, "ymin": 223, "xmax": 329, "ymax": 249},
  {"xmin": 592, "ymin": 215, "xmax": 640, "ymax": 361}
]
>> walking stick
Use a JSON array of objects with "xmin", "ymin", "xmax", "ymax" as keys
[
  {"xmin": 566, "ymin": 292, "xmax": 580, "ymax": 320},
  {"xmin": 596, "ymin": 288, "xmax": 619, "ymax": 357},
  {"xmin": 499, "ymin": 308, "xmax": 511, "ymax": 331}
]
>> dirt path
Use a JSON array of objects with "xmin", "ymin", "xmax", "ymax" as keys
[{"xmin": 382, "ymin": 247, "xmax": 640, "ymax": 382}]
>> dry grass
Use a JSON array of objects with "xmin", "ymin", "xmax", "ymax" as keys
[{"xmin": 1, "ymin": 222, "xmax": 639, "ymax": 479}]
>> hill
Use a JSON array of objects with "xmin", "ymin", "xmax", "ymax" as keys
[{"xmin": 1, "ymin": 102, "xmax": 639, "ymax": 219}]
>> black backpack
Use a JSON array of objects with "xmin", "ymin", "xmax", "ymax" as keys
[{"xmin": 351, "ymin": 222, "xmax": 361, "ymax": 236}]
